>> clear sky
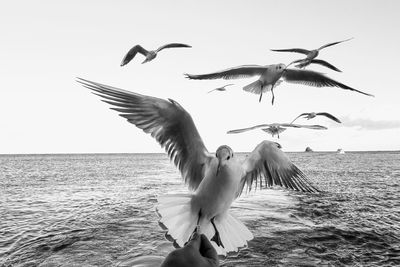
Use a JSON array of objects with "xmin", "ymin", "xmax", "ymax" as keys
[{"xmin": 1, "ymin": 0, "xmax": 399, "ymax": 154}]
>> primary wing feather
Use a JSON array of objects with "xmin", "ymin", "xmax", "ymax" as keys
[
  {"xmin": 185, "ymin": 65, "xmax": 268, "ymax": 80},
  {"xmin": 239, "ymin": 141, "xmax": 319, "ymax": 195},
  {"xmin": 121, "ymin": 45, "xmax": 149, "ymax": 66},
  {"xmin": 309, "ymin": 59, "xmax": 342, "ymax": 72},
  {"xmin": 227, "ymin": 124, "xmax": 272, "ymax": 134},
  {"xmin": 316, "ymin": 112, "xmax": 342, "ymax": 123},
  {"xmin": 282, "ymin": 69, "xmax": 374, "ymax": 97},
  {"xmin": 77, "ymin": 78, "xmax": 212, "ymax": 191},
  {"xmin": 156, "ymin": 43, "xmax": 192, "ymax": 52},
  {"xmin": 317, "ymin": 38, "xmax": 353, "ymax": 50},
  {"xmin": 270, "ymin": 48, "xmax": 311, "ymax": 55}
]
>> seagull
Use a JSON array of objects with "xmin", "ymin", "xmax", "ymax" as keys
[
  {"xmin": 228, "ymin": 123, "xmax": 327, "ymax": 139},
  {"xmin": 77, "ymin": 78, "xmax": 319, "ymax": 255},
  {"xmin": 120, "ymin": 43, "xmax": 191, "ymax": 66},
  {"xmin": 290, "ymin": 112, "xmax": 342, "ymax": 124},
  {"xmin": 184, "ymin": 63, "xmax": 373, "ymax": 105},
  {"xmin": 271, "ymin": 38, "xmax": 353, "ymax": 72},
  {"xmin": 207, "ymin": 84, "xmax": 234, "ymax": 94}
]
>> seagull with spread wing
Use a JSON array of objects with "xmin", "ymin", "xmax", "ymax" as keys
[
  {"xmin": 120, "ymin": 43, "xmax": 191, "ymax": 66},
  {"xmin": 271, "ymin": 38, "xmax": 353, "ymax": 72},
  {"xmin": 185, "ymin": 63, "xmax": 373, "ymax": 105},
  {"xmin": 228, "ymin": 123, "xmax": 327, "ymax": 139},
  {"xmin": 208, "ymin": 83, "xmax": 234, "ymax": 94},
  {"xmin": 290, "ymin": 112, "xmax": 342, "ymax": 124},
  {"xmin": 77, "ymin": 78, "xmax": 319, "ymax": 255}
]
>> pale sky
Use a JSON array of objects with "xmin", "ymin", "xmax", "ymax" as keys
[{"xmin": 1, "ymin": 0, "xmax": 400, "ymax": 154}]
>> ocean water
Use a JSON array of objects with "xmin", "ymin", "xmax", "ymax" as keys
[{"xmin": 0, "ymin": 152, "xmax": 399, "ymax": 267}]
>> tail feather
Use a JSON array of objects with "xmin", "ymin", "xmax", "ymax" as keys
[
  {"xmin": 214, "ymin": 212, "xmax": 253, "ymax": 252},
  {"xmin": 157, "ymin": 194, "xmax": 196, "ymax": 247},
  {"xmin": 157, "ymin": 194, "xmax": 254, "ymax": 255},
  {"xmin": 243, "ymin": 80, "xmax": 272, "ymax": 95}
]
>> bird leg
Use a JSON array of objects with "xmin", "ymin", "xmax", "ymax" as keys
[
  {"xmin": 259, "ymin": 92, "xmax": 263, "ymax": 102},
  {"xmin": 271, "ymin": 86, "xmax": 275, "ymax": 105},
  {"xmin": 210, "ymin": 217, "xmax": 224, "ymax": 248},
  {"xmin": 189, "ymin": 210, "xmax": 202, "ymax": 242}
]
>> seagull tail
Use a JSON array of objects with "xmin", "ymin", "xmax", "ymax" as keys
[
  {"xmin": 156, "ymin": 194, "xmax": 253, "ymax": 256},
  {"xmin": 243, "ymin": 80, "xmax": 271, "ymax": 95},
  {"xmin": 212, "ymin": 212, "xmax": 254, "ymax": 254},
  {"xmin": 156, "ymin": 194, "xmax": 198, "ymax": 248}
]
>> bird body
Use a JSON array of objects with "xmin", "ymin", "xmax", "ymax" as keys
[
  {"xmin": 120, "ymin": 43, "xmax": 191, "ymax": 66},
  {"xmin": 185, "ymin": 63, "xmax": 373, "ymax": 104},
  {"xmin": 78, "ymin": 78, "xmax": 319, "ymax": 255}
]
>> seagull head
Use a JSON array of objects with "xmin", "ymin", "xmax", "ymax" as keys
[{"xmin": 215, "ymin": 145, "xmax": 234, "ymax": 175}]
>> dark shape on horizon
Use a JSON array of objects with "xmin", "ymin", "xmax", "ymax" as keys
[
  {"xmin": 227, "ymin": 123, "xmax": 327, "ymax": 139},
  {"xmin": 185, "ymin": 63, "xmax": 373, "ymax": 105},
  {"xmin": 271, "ymin": 38, "xmax": 353, "ymax": 72},
  {"xmin": 305, "ymin": 147, "xmax": 314, "ymax": 152},
  {"xmin": 121, "ymin": 43, "xmax": 191, "ymax": 66},
  {"xmin": 77, "ymin": 77, "xmax": 319, "ymax": 255},
  {"xmin": 208, "ymin": 84, "xmax": 234, "ymax": 94},
  {"xmin": 291, "ymin": 112, "xmax": 342, "ymax": 124}
]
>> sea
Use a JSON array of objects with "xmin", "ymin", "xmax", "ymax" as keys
[{"xmin": 0, "ymin": 152, "xmax": 399, "ymax": 267}]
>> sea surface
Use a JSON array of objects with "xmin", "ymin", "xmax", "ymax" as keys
[{"xmin": 1, "ymin": 152, "xmax": 399, "ymax": 266}]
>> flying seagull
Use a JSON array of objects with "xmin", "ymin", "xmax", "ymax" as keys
[
  {"xmin": 208, "ymin": 84, "xmax": 234, "ymax": 94},
  {"xmin": 228, "ymin": 123, "xmax": 327, "ymax": 139},
  {"xmin": 77, "ymin": 78, "xmax": 319, "ymax": 255},
  {"xmin": 184, "ymin": 63, "xmax": 373, "ymax": 105},
  {"xmin": 291, "ymin": 112, "xmax": 342, "ymax": 124},
  {"xmin": 120, "ymin": 43, "xmax": 191, "ymax": 66},
  {"xmin": 271, "ymin": 38, "xmax": 353, "ymax": 72}
]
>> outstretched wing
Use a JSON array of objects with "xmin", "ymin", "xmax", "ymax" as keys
[
  {"xmin": 227, "ymin": 124, "xmax": 272, "ymax": 134},
  {"xmin": 156, "ymin": 43, "xmax": 192, "ymax": 52},
  {"xmin": 270, "ymin": 48, "xmax": 311, "ymax": 55},
  {"xmin": 121, "ymin": 45, "xmax": 149, "ymax": 66},
  {"xmin": 282, "ymin": 69, "xmax": 374, "ymax": 97},
  {"xmin": 316, "ymin": 112, "xmax": 342, "ymax": 123},
  {"xmin": 309, "ymin": 59, "xmax": 342, "ymax": 72},
  {"xmin": 185, "ymin": 65, "xmax": 268, "ymax": 80},
  {"xmin": 288, "ymin": 124, "xmax": 328, "ymax": 130},
  {"xmin": 77, "ymin": 78, "xmax": 213, "ymax": 191},
  {"xmin": 290, "ymin": 113, "xmax": 309, "ymax": 124},
  {"xmin": 238, "ymin": 140, "xmax": 319, "ymax": 195},
  {"xmin": 317, "ymin": 38, "xmax": 353, "ymax": 50}
]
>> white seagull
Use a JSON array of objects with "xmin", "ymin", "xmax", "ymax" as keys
[
  {"xmin": 77, "ymin": 78, "xmax": 319, "ymax": 255},
  {"xmin": 120, "ymin": 43, "xmax": 191, "ymax": 66},
  {"xmin": 207, "ymin": 84, "xmax": 234, "ymax": 94},
  {"xmin": 271, "ymin": 38, "xmax": 353, "ymax": 72},
  {"xmin": 185, "ymin": 63, "xmax": 373, "ymax": 105},
  {"xmin": 228, "ymin": 123, "xmax": 327, "ymax": 139},
  {"xmin": 290, "ymin": 112, "xmax": 342, "ymax": 124}
]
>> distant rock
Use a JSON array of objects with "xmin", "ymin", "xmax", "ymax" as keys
[{"xmin": 305, "ymin": 147, "xmax": 313, "ymax": 152}]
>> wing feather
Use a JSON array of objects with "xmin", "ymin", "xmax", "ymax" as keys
[
  {"xmin": 185, "ymin": 65, "xmax": 268, "ymax": 80},
  {"xmin": 120, "ymin": 45, "xmax": 149, "ymax": 66},
  {"xmin": 282, "ymin": 69, "xmax": 374, "ymax": 97},
  {"xmin": 317, "ymin": 38, "xmax": 353, "ymax": 50},
  {"xmin": 239, "ymin": 141, "xmax": 319, "ymax": 195},
  {"xmin": 270, "ymin": 48, "xmax": 311, "ymax": 55},
  {"xmin": 156, "ymin": 43, "xmax": 192, "ymax": 52},
  {"xmin": 316, "ymin": 112, "xmax": 342, "ymax": 123},
  {"xmin": 309, "ymin": 59, "xmax": 342, "ymax": 72},
  {"xmin": 77, "ymin": 78, "xmax": 212, "ymax": 191}
]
